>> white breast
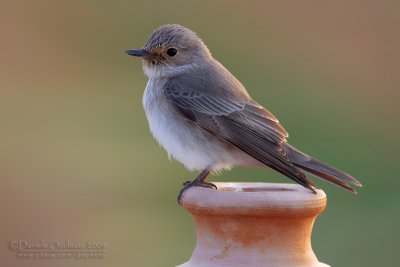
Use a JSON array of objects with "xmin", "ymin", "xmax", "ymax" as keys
[{"xmin": 142, "ymin": 78, "xmax": 246, "ymax": 171}]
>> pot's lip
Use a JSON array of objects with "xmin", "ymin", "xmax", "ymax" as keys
[
  {"xmin": 215, "ymin": 182, "xmax": 310, "ymax": 193},
  {"xmin": 181, "ymin": 182, "xmax": 326, "ymax": 214}
]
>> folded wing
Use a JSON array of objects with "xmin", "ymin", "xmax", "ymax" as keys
[{"xmin": 164, "ymin": 82, "xmax": 317, "ymax": 192}]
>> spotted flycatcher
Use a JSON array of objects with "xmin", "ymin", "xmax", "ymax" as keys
[{"xmin": 126, "ymin": 24, "xmax": 361, "ymax": 203}]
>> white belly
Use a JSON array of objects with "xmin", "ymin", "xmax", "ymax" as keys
[{"xmin": 142, "ymin": 79, "xmax": 248, "ymax": 171}]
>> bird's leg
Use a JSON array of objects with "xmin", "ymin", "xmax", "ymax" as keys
[{"xmin": 178, "ymin": 168, "xmax": 217, "ymax": 204}]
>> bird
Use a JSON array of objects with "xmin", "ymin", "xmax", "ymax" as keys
[{"xmin": 126, "ymin": 24, "xmax": 362, "ymax": 203}]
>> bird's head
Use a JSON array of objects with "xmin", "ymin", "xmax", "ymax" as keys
[{"xmin": 126, "ymin": 24, "xmax": 211, "ymax": 78}]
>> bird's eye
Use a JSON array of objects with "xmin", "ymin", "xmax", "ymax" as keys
[{"xmin": 166, "ymin": 48, "xmax": 178, "ymax": 57}]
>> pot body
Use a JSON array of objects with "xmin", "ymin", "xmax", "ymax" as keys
[{"xmin": 177, "ymin": 182, "xmax": 330, "ymax": 267}]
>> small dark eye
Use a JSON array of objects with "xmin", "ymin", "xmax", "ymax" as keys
[{"xmin": 166, "ymin": 48, "xmax": 177, "ymax": 57}]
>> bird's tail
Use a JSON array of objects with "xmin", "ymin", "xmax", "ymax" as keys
[{"xmin": 287, "ymin": 144, "xmax": 362, "ymax": 194}]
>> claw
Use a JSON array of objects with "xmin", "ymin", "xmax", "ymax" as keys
[
  {"xmin": 178, "ymin": 180, "xmax": 218, "ymax": 205},
  {"xmin": 178, "ymin": 168, "xmax": 214, "ymax": 205},
  {"xmin": 201, "ymin": 181, "xmax": 217, "ymax": 190}
]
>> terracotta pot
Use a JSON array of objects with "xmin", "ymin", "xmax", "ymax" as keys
[{"xmin": 177, "ymin": 182, "xmax": 330, "ymax": 267}]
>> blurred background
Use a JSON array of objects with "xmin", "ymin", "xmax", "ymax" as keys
[{"xmin": 1, "ymin": 1, "xmax": 399, "ymax": 266}]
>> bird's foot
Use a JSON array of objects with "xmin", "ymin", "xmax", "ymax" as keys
[{"xmin": 178, "ymin": 180, "xmax": 217, "ymax": 205}]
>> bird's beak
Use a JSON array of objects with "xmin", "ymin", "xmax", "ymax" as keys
[{"xmin": 125, "ymin": 48, "xmax": 151, "ymax": 58}]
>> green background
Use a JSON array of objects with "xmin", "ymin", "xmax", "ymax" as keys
[{"xmin": 1, "ymin": 1, "xmax": 399, "ymax": 266}]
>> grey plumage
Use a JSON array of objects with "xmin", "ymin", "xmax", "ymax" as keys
[{"xmin": 126, "ymin": 24, "xmax": 362, "ymax": 200}]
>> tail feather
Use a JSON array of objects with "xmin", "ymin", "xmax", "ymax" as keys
[{"xmin": 287, "ymin": 144, "xmax": 362, "ymax": 193}]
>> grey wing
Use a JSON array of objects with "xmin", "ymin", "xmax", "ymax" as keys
[{"xmin": 164, "ymin": 83, "xmax": 317, "ymax": 191}]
